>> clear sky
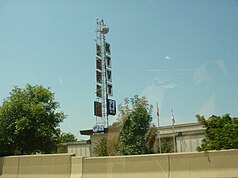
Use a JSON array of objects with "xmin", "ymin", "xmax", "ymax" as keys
[{"xmin": 0, "ymin": 0, "xmax": 237, "ymax": 140}]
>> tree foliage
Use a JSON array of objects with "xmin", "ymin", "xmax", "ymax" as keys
[
  {"xmin": 117, "ymin": 95, "xmax": 152, "ymax": 155},
  {"xmin": 94, "ymin": 137, "xmax": 118, "ymax": 156},
  {"xmin": 145, "ymin": 125, "xmax": 173, "ymax": 154},
  {"xmin": 145, "ymin": 124, "xmax": 157, "ymax": 153},
  {"xmin": 57, "ymin": 132, "xmax": 77, "ymax": 143},
  {"xmin": 160, "ymin": 138, "xmax": 173, "ymax": 153},
  {"xmin": 196, "ymin": 114, "xmax": 238, "ymax": 151},
  {"xmin": 0, "ymin": 84, "xmax": 66, "ymax": 155}
]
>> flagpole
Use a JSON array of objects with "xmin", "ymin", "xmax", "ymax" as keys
[
  {"xmin": 171, "ymin": 109, "xmax": 176, "ymax": 152},
  {"xmin": 156, "ymin": 102, "xmax": 161, "ymax": 153}
]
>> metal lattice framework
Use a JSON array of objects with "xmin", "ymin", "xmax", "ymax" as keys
[{"xmin": 94, "ymin": 18, "xmax": 114, "ymax": 132}]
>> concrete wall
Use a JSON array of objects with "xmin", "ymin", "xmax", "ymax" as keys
[
  {"xmin": 70, "ymin": 157, "xmax": 83, "ymax": 178},
  {"xmin": 0, "ymin": 156, "xmax": 20, "ymax": 178},
  {"xmin": 0, "ymin": 154, "xmax": 74, "ymax": 178},
  {"xmin": 17, "ymin": 154, "xmax": 73, "ymax": 178},
  {"xmin": 169, "ymin": 150, "xmax": 238, "ymax": 178},
  {"xmin": 0, "ymin": 150, "xmax": 238, "ymax": 178},
  {"xmin": 82, "ymin": 150, "xmax": 238, "ymax": 178},
  {"xmin": 82, "ymin": 154, "xmax": 169, "ymax": 178}
]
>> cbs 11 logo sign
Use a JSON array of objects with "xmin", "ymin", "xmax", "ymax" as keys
[{"xmin": 107, "ymin": 99, "xmax": 116, "ymax": 116}]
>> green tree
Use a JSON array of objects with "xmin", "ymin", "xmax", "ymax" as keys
[
  {"xmin": 145, "ymin": 124, "xmax": 157, "ymax": 153},
  {"xmin": 58, "ymin": 132, "xmax": 77, "ymax": 143},
  {"xmin": 94, "ymin": 137, "xmax": 118, "ymax": 156},
  {"xmin": 196, "ymin": 114, "xmax": 238, "ymax": 151},
  {"xmin": 94, "ymin": 137, "xmax": 108, "ymax": 156},
  {"xmin": 160, "ymin": 138, "xmax": 173, "ymax": 153},
  {"xmin": 145, "ymin": 125, "xmax": 173, "ymax": 154},
  {"xmin": 0, "ymin": 84, "xmax": 66, "ymax": 156},
  {"xmin": 117, "ymin": 95, "xmax": 152, "ymax": 155},
  {"xmin": 111, "ymin": 98, "xmax": 130, "ymax": 128}
]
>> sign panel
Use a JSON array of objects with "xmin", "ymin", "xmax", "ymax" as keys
[
  {"xmin": 96, "ymin": 85, "xmax": 102, "ymax": 98},
  {"xmin": 106, "ymin": 56, "xmax": 111, "ymax": 68},
  {"xmin": 96, "ymin": 57, "xmax": 102, "ymax": 71},
  {"xmin": 96, "ymin": 71, "xmax": 102, "ymax": 84},
  {"xmin": 106, "ymin": 69, "xmax": 112, "ymax": 82},
  {"xmin": 93, "ymin": 124, "xmax": 104, "ymax": 133},
  {"xmin": 107, "ymin": 99, "xmax": 116, "ymax": 115},
  {"xmin": 96, "ymin": 44, "xmax": 102, "ymax": 57},
  {"xmin": 105, "ymin": 42, "xmax": 111, "ymax": 55},
  {"xmin": 94, "ymin": 101, "xmax": 102, "ymax": 117},
  {"xmin": 107, "ymin": 83, "xmax": 113, "ymax": 96}
]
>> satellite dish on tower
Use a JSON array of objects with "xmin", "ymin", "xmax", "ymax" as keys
[{"xmin": 101, "ymin": 25, "xmax": 109, "ymax": 34}]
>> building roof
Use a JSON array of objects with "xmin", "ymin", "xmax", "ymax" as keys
[
  {"xmin": 80, "ymin": 122, "xmax": 205, "ymax": 136},
  {"xmin": 80, "ymin": 129, "xmax": 94, "ymax": 136},
  {"xmin": 58, "ymin": 140, "xmax": 91, "ymax": 146}
]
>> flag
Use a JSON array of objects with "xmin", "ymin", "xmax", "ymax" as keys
[
  {"xmin": 96, "ymin": 44, "xmax": 102, "ymax": 57},
  {"xmin": 156, "ymin": 101, "xmax": 159, "ymax": 116},
  {"xmin": 171, "ymin": 109, "xmax": 175, "ymax": 124},
  {"xmin": 171, "ymin": 114, "xmax": 175, "ymax": 124},
  {"xmin": 105, "ymin": 42, "xmax": 111, "ymax": 55}
]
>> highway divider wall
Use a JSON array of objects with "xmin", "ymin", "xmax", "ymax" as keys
[
  {"xmin": 0, "ymin": 153, "xmax": 74, "ymax": 178},
  {"xmin": 81, "ymin": 149, "xmax": 238, "ymax": 178},
  {"xmin": 0, "ymin": 156, "xmax": 20, "ymax": 178},
  {"xmin": 0, "ymin": 150, "xmax": 238, "ymax": 178},
  {"xmin": 70, "ymin": 157, "xmax": 83, "ymax": 178},
  {"xmin": 169, "ymin": 149, "xmax": 238, "ymax": 178},
  {"xmin": 82, "ymin": 154, "xmax": 169, "ymax": 178}
]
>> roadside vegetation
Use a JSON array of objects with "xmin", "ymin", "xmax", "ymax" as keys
[
  {"xmin": 94, "ymin": 96, "xmax": 238, "ymax": 156},
  {"xmin": 196, "ymin": 114, "xmax": 238, "ymax": 151},
  {"xmin": 0, "ymin": 84, "xmax": 76, "ymax": 156}
]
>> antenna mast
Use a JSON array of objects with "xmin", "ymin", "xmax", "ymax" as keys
[{"xmin": 94, "ymin": 18, "xmax": 116, "ymax": 133}]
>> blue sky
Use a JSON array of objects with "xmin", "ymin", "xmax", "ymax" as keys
[{"xmin": 0, "ymin": 0, "xmax": 237, "ymax": 139}]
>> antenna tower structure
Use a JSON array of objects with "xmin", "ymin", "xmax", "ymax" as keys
[{"xmin": 94, "ymin": 18, "xmax": 116, "ymax": 132}]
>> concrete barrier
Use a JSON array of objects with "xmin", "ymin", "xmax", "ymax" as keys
[
  {"xmin": 82, "ymin": 154, "xmax": 169, "ymax": 178},
  {"xmin": 0, "ymin": 157, "xmax": 2, "ymax": 176},
  {"xmin": 0, "ymin": 150, "xmax": 238, "ymax": 178},
  {"xmin": 169, "ymin": 149, "xmax": 238, "ymax": 178},
  {"xmin": 17, "ymin": 153, "xmax": 73, "ymax": 178},
  {"xmin": 82, "ymin": 150, "xmax": 238, "ymax": 178},
  {"xmin": 70, "ymin": 157, "xmax": 83, "ymax": 178},
  {"xmin": 0, "ymin": 156, "xmax": 20, "ymax": 178}
]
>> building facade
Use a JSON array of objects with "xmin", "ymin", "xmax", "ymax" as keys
[
  {"xmin": 158, "ymin": 123, "xmax": 205, "ymax": 152},
  {"xmin": 57, "ymin": 140, "xmax": 91, "ymax": 157},
  {"xmin": 65, "ymin": 122, "xmax": 206, "ymax": 157}
]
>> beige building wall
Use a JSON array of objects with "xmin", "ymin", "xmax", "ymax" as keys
[
  {"xmin": 176, "ymin": 135, "xmax": 204, "ymax": 152},
  {"xmin": 157, "ymin": 123, "xmax": 205, "ymax": 153},
  {"xmin": 58, "ymin": 141, "xmax": 91, "ymax": 157},
  {"xmin": 82, "ymin": 122, "xmax": 205, "ymax": 155},
  {"xmin": 68, "ymin": 144, "xmax": 90, "ymax": 157}
]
